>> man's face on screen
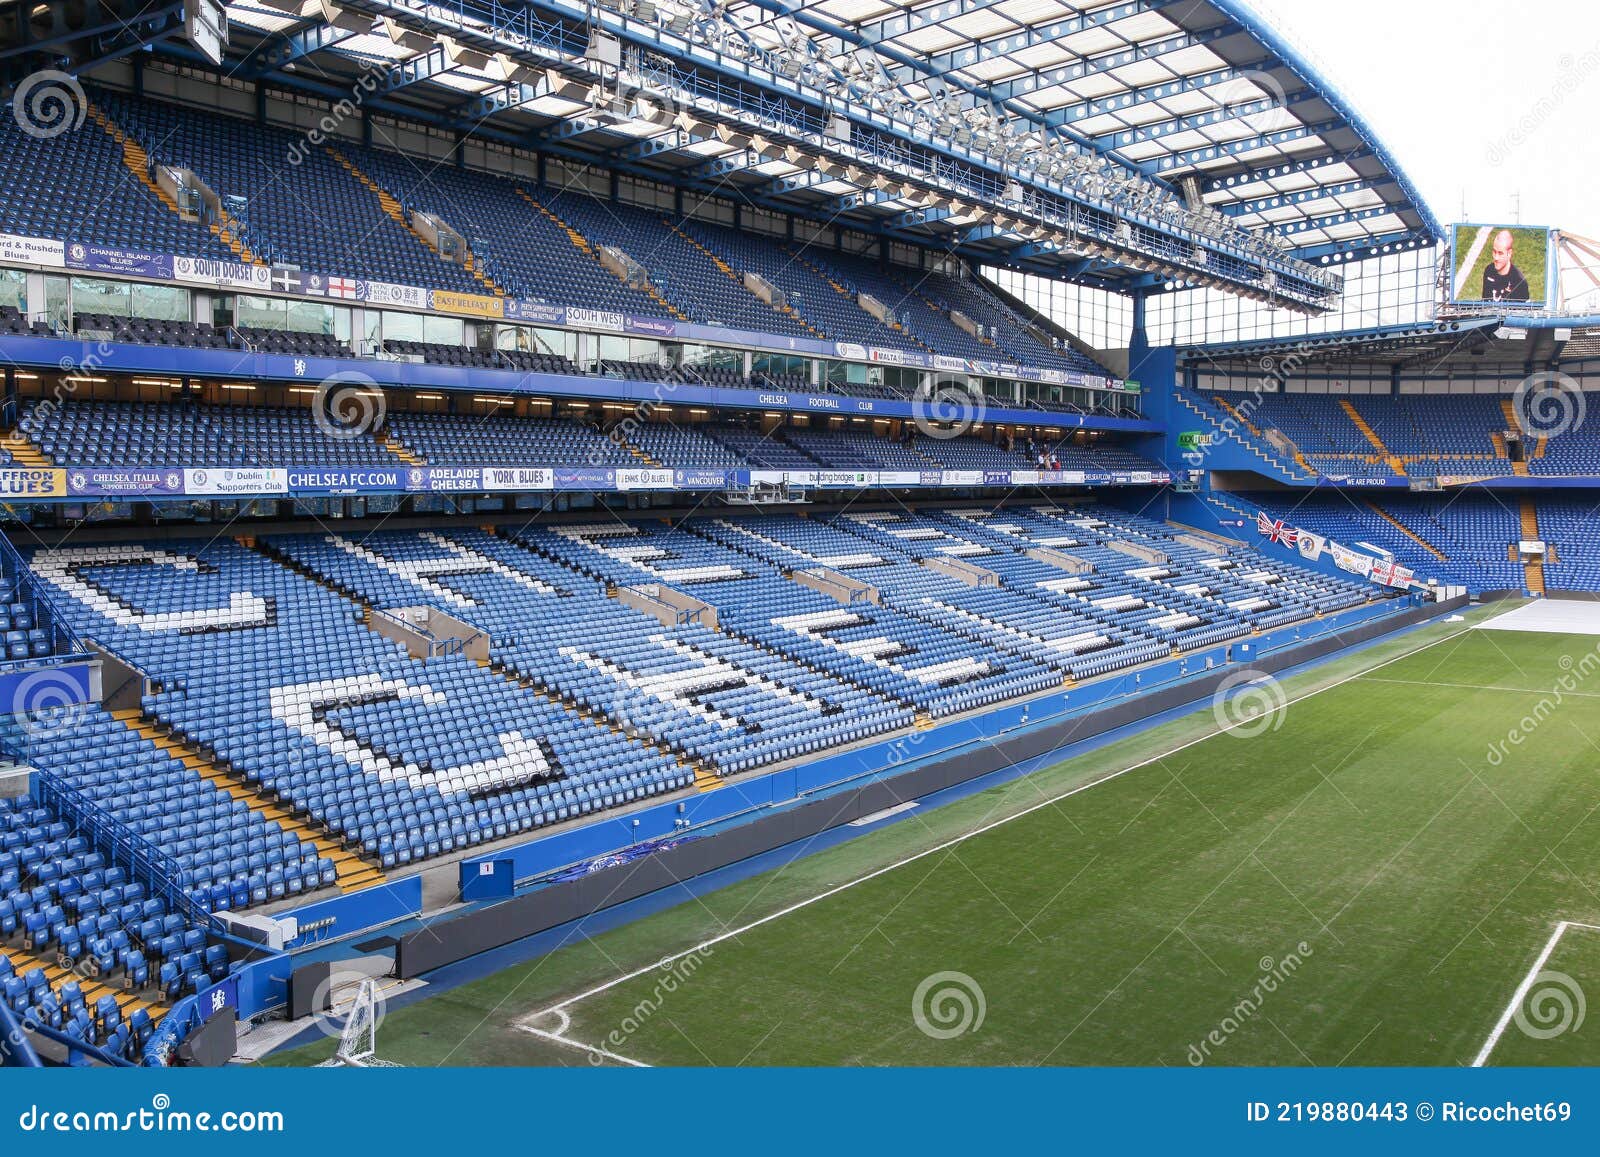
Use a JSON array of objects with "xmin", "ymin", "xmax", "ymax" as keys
[{"xmin": 1493, "ymin": 232, "xmax": 1516, "ymax": 273}]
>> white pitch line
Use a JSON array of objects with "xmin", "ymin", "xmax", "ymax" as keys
[
  {"xmin": 533, "ymin": 621, "xmax": 1477, "ymax": 1021},
  {"xmin": 516, "ymin": 1024, "xmax": 652, "ymax": 1068},
  {"xmin": 1454, "ymin": 225, "xmax": 1492, "ymax": 298},
  {"xmin": 1471, "ymin": 919, "xmax": 1600, "ymax": 1067},
  {"xmin": 1364, "ymin": 677, "xmax": 1600, "ymax": 699}
]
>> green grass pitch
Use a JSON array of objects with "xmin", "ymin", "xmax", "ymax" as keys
[{"xmin": 266, "ymin": 608, "xmax": 1600, "ymax": 1067}]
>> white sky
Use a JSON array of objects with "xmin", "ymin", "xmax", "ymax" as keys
[{"xmin": 1245, "ymin": 0, "xmax": 1600, "ymax": 237}]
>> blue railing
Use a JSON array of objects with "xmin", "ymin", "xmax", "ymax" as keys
[
  {"xmin": 30, "ymin": 771, "xmax": 218, "ymax": 934},
  {"xmin": 0, "ymin": 529, "xmax": 87, "ymax": 670},
  {"xmin": 0, "ymin": 1002, "xmax": 134, "ymax": 1068}
]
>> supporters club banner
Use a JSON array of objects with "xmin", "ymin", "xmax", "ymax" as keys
[
  {"xmin": 65, "ymin": 242, "xmax": 172, "ymax": 280},
  {"xmin": 1260, "ymin": 511, "xmax": 1418, "ymax": 588},
  {"xmin": 0, "ymin": 463, "xmax": 1170, "ymax": 501},
  {"xmin": 672, "ymin": 468, "xmax": 732, "ymax": 490},
  {"xmin": 408, "ymin": 466, "xmax": 482, "ymax": 492},
  {"xmin": 480, "ymin": 467, "xmax": 555, "ymax": 492},
  {"xmin": 1332, "ymin": 542, "xmax": 1375, "ymax": 579},
  {"xmin": 0, "ymin": 232, "xmax": 64, "ymax": 268},
  {"xmin": 184, "ymin": 467, "xmax": 287, "ymax": 495},
  {"xmin": 616, "ymin": 468, "xmax": 676, "ymax": 491},
  {"xmin": 67, "ymin": 468, "xmax": 185, "ymax": 497},
  {"xmin": 173, "ymin": 255, "xmax": 271, "ymax": 291},
  {"xmin": 553, "ymin": 467, "xmax": 617, "ymax": 490},
  {"xmin": 0, "ymin": 468, "xmax": 67, "ymax": 497}
]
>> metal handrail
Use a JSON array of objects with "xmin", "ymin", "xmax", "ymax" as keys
[{"xmin": 31, "ymin": 771, "xmax": 217, "ymax": 933}]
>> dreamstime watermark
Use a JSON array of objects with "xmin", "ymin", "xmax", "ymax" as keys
[
  {"xmin": 309, "ymin": 967, "xmax": 389, "ymax": 1041},
  {"xmin": 589, "ymin": 947, "xmax": 714, "ymax": 1062},
  {"xmin": 1, "ymin": 342, "xmax": 115, "ymax": 463},
  {"xmin": 15, "ymin": 1095, "xmax": 284, "ymax": 1134},
  {"xmin": 10, "ymin": 70, "xmax": 86, "ymax": 140},
  {"xmin": 912, "ymin": 970, "xmax": 986, "ymax": 1039},
  {"xmin": 285, "ymin": 61, "xmax": 388, "ymax": 166},
  {"xmin": 590, "ymin": 378, "xmax": 679, "ymax": 467},
  {"xmin": 912, "ymin": 377, "xmax": 986, "ymax": 441},
  {"xmin": 1183, "ymin": 341, "xmax": 1312, "ymax": 470},
  {"xmin": 1210, "ymin": 668, "xmax": 1288, "ymax": 739},
  {"xmin": 1211, "ymin": 69, "xmax": 1289, "ymax": 123},
  {"xmin": 1485, "ymin": 641, "xmax": 1600, "ymax": 766},
  {"xmin": 1510, "ymin": 370, "xmax": 1587, "ymax": 441},
  {"xmin": 11, "ymin": 667, "xmax": 90, "ymax": 740},
  {"xmin": 1513, "ymin": 970, "xmax": 1586, "ymax": 1042},
  {"xmin": 1186, "ymin": 941, "xmax": 1314, "ymax": 1065},
  {"xmin": 311, "ymin": 370, "xmax": 387, "ymax": 442},
  {"xmin": 1486, "ymin": 45, "xmax": 1600, "ymax": 167},
  {"xmin": 0, "ymin": 952, "xmax": 101, "ymax": 1067}
]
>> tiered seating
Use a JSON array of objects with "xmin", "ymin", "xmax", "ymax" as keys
[
  {"xmin": 783, "ymin": 430, "xmax": 931, "ymax": 471},
  {"xmin": 625, "ymin": 424, "xmax": 746, "ymax": 468},
  {"xmin": 675, "ymin": 220, "xmax": 907, "ymax": 348},
  {"xmin": 914, "ymin": 270, "xmax": 1116, "ymax": 378},
  {"xmin": 541, "ymin": 190, "xmax": 813, "ymax": 338},
  {"xmin": 0, "ymin": 304, "xmax": 55, "ymax": 338},
  {"xmin": 382, "ymin": 338, "xmax": 578, "ymax": 375},
  {"xmin": 942, "ymin": 504, "xmax": 1372, "ymax": 636},
  {"xmin": 94, "ymin": 91, "xmax": 482, "ymax": 291},
  {"xmin": 1201, "ymin": 390, "xmax": 1591, "ymax": 479},
  {"xmin": 1539, "ymin": 500, "xmax": 1600, "ymax": 591},
  {"xmin": 0, "ymin": 100, "xmax": 230, "ymax": 260},
  {"xmin": 24, "ymin": 704, "xmax": 336, "ymax": 908},
  {"xmin": 1251, "ymin": 494, "xmax": 1526, "ymax": 591},
  {"xmin": 26, "ymin": 540, "xmax": 685, "ymax": 872},
  {"xmin": 1, "ymin": 795, "xmax": 224, "ymax": 1061},
  {"xmin": 1531, "ymin": 401, "xmax": 1600, "ymax": 475},
  {"xmin": 700, "ymin": 425, "xmax": 820, "ymax": 470},
  {"xmin": 0, "ymin": 540, "xmax": 74, "ymax": 662},
  {"xmin": 73, "ymin": 313, "xmax": 232, "ymax": 351},
  {"xmin": 519, "ymin": 521, "xmax": 1060, "ymax": 718},
  {"xmin": 2, "ymin": 90, "xmax": 1122, "ymax": 388},
  {"xmin": 265, "ymin": 530, "xmax": 911, "ymax": 776},
  {"xmin": 19, "ymin": 399, "xmax": 386, "ymax": 468},
  {"xmin": 384, "ymin": 412, "xmax": 633, "ymax": 467},
  {"xmin": 1211, "ymin": 392, "xmax": 1394, "ymax": 478}
]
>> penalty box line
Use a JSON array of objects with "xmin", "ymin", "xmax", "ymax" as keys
[
  {"xmin": 516, "ymin": 1009, "xmax": 651, "ymax": 1067},
  {"xmin": 1472, "ymin": 919, "xmax": 1600, "ymax": 1067},
  {"xmin": 523, "ymin": 620, "xmax": 1476, "ymax": 1031}
]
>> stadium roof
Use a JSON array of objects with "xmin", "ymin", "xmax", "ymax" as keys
[
  {"xmin": 717, "ymin": 0, "xmax": 1441, "ymax": 259},
  {"xmin": 32, "ymin": 0, "xmax": 1441, "ymax": 300},
  {"xmin": 1176, "ymin": 317, "xmax": 1515, "ymax": 370}
]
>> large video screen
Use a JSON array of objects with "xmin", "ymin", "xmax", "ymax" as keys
[{"xmin": 1450, "ymin": 223, "xmax": 1550, "ymax": 306}]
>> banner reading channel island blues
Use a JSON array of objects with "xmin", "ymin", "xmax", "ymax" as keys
[
  {"xmin": 0, "ymin": 232, "xmax": 1122, "ymax": 394},
  {"xmin": 0, "ymin": 464, "xmax": 1169, "ymax": 503}
]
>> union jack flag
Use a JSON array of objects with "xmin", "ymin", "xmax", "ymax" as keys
[{"xmin": 1257, "ymin": 512, "xmax": 1298, "ymax": 546}]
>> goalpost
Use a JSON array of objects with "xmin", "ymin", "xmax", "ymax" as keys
[{"xmin": 315, "ymin": 978, "xmax": 403, "ymax": 1068}]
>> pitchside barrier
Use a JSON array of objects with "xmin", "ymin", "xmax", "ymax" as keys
[{"xmin": 393, "ymin": 593, "xmax": 1466, "ymax": 977}]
